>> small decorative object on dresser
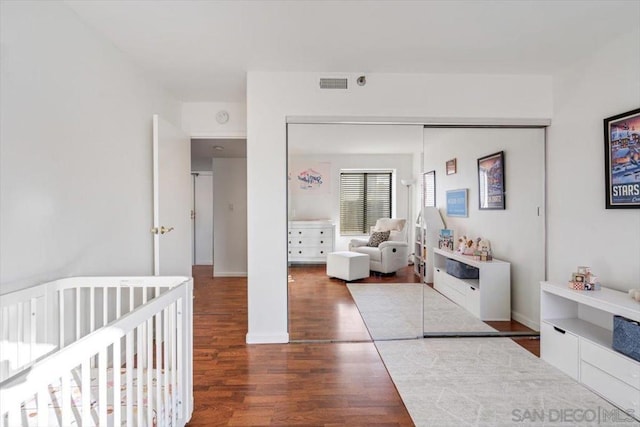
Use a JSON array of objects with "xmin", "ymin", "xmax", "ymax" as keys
[
  {"xmin": 438, "ymin": 229, "xmax": 454, "ymax": 251},
  {"xmin": 568, "ymin": 266, "xmax": 601, "ymax": 290},
  {"xmin": 628, "ymin": 289, "xmax": 640, "ymax": 302}
]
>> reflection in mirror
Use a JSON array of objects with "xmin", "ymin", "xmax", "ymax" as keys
[
  {"xmin": 287, "ymin": 123, "xmax": 424, "ymax": 342},
  {"xmin": 421, "ymin": 127, "xmax": 545, "ymax": 338}
]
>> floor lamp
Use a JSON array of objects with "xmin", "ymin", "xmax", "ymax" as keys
[{"xmin": 401, "ymin": 178, "xmax": 416, "ymax": 264}]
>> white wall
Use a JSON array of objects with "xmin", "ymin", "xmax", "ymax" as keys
[
  {"xmin": 548, "ymin": 28, "xmax": 640, "ymax": 291},
  {"xmin": 246, "ymin": 71, "xmax": 553, "ymax": 343},
  {"xmin": 424, "ymin": 128, "xmax": 545, "ymax": 329},
  {"xmin": 182, "ymin": 102, "xmax": 247, "ymax": 138},
  {"xmin": 212, "ymin": 158, "xmax": 248, "ymax": 276},
  {"xmin": 0, "ymin": 2, "xmax": 181, "ymax": 294}
]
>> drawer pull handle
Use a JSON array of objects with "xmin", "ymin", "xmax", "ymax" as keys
[
  {"xmin": 320, "ymin": 231, "xmax": 324, "ymax": 234},
  {"xmin": 553, "ymin": 326, "xmax": 566, "ymax": 334},
  {"xmin": 320, "ymin": 251, "xmax": 324, "ymax": 254},
  {"xmin": 298, "ymin": 231, "xmax": 302, "ymax": 234},
  {"xmin": 320, "ymin": 240, "xmax": 324, "ymax": 244},
  {"xmin": 469, "ymin": 287, "xmax": 476, "ymax": 291},
  {"xmin": 436, "ymin": 268, "xmax": 440, "ymax": 272},
  {"xmin": 298, "ymin": 251, "xmax": 302, "ymax": 254},
  {"xmin": 299, "ymin": 241, "xmax": 302, "ymax": 244}
]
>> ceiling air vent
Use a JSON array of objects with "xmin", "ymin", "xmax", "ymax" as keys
[{"xmin": 319, "ymin": 78, "xmax": 348, "ymax": 89}]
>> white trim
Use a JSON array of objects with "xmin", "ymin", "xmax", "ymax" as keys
[
  {"xmin": 512, "ymin": 310, "xmax": 540, "ymax": 332},
  {"xmin": 245, "ymin": 332, "xmax": 289, "ymax": 344},
  {"xmin": 286, "ymin": 116, "xmax": 551, "ymax": 127},
  {"xmin": 190, "ymin": 131, "xmax": 246, "ymax": 139},
  {"xmin": 213, "ymin": 272, "xmax": 248, "ymax": 277}
]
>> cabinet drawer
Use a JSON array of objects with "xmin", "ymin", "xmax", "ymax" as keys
[
  {"xmin": 541, "ymin": 321, "xmax": 579, "ymax": 380},
  {"xmin": 581, "ymin": 339, "xmax": 640, "ymax": 389},
  {"xmin": 581, "ymin": 361, "xmax": 640, "ymax": 414},
  {"xmin": 465, "ymin": 285, "xmax": 481, "ymax": 318}
]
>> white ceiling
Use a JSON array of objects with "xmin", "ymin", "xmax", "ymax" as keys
[
  {"xmin": 64, "ymin": 0, "xmax": 639, "ymax": 103},
  {"xmin": 191, "ymin": 138, "xmax": 247, "ymax": 160}
]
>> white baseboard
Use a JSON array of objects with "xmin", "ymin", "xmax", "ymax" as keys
[
  {"xmin": 213, "ymin": 271, "xmax": 248, "ymax": 277},
  {"xmin": 512, "ymin": 311, "xmax": 539, "ymax": 332},
  {"xmin": 245, "ymin": 332, "xmax": 289, "ymax": 344}
]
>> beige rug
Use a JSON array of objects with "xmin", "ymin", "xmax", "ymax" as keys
[
  {"xmin": 376, "ymin": 338, "xmax": 634, "ymax": 427},
  {"xmin": 346, "ymin": 283, "xmax": 496, "ymax": 340}
]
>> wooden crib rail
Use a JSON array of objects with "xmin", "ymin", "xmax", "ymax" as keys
[{"xmin": 0, "ymin": 277, "xmax": 193, "ymax": 427}]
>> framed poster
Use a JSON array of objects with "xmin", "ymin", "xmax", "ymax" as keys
[
  {"xmin": 603, "ymin": 108, "xmax": 640, "ymax": 209},
  {"xmin": 446, "ymin": 158, "xmax": 457, "ymax": 175},
  {"xmin": 446, "ymin": 189, "xmax": 468, "ymax": 217},
  {"xmin": 291, "ymin": 162, "xmax": 331, "ymax": 194},
  {"xmin": 477, "ymin": 151, "xmax": 505, "ymax": 210}
]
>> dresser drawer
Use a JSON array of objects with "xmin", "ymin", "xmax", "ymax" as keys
[
  {"xmin": 541, "ymin": 321, "xmax": 579, "ymax": 380},
  {"xmin": 288, "ymin": 227, "xmax": 333, "ymax": 238},
  {"xmin": 581, "ymin": 339, "xmax": 640, "ymax": 389},
  {"xmin": 581, "ymin": 361, "xmax": 640, "ymax": 414},
  {"xmin": 288, "ymin": 237, "xmax": 333, "ymax": 248}
]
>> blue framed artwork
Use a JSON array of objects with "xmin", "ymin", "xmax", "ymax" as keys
[{"xmin": 446, "ymin": 189, "xmax": 468, "ymax": 217}]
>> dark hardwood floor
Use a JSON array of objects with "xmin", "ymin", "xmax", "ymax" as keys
[
  {"xmin": 189, "ymin": 262, "xmax": 539, "ymax": 425},
  {"xmin": 189, "ymin": 265, "xmax": 413, "ymax": 426}
]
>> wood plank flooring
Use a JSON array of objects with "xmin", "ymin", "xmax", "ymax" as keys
[
  {"xmin": 189, "ymin": 263, "xmax": 539, "ymax": 425},
  {"xmin": 189, "ymin": 265, "xmax": 413, "ymax": 426}
]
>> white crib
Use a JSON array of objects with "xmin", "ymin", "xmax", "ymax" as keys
[{"xmin": 0, "ymin": 276, "xmax": 193, "ymax": 426}]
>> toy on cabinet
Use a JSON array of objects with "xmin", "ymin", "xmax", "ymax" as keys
[
  {"xmin": 473, "ymin": 238, "xmax": 493, "ymax": 261},
  {"xmin": 456, "ymin": 236, "xmax": 476, "ymax": 255}
]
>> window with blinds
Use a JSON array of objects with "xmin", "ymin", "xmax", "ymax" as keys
[
  {"xmin": 340, "ymin": 172, "xmax": 392, "ymax": 235},
  {"xmin": 423, "ymin": 170, "xmax": 436, "ymax": 208}
]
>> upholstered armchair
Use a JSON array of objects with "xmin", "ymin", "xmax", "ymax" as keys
[{"xmin": 348, "ymin": 218, "xmax": 409, "ymax": 274}]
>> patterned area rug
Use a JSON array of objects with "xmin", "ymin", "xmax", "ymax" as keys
[
  {"xmin": 347, "ymin": 283, "xmax": 423, "ymax": 340},
  {"xmin": 346, "ymin": 284, "xmax": 496, "ymax": 339},
  {"xmin": 375, "ymin": 338, "xmax": 633, "ymax": 427}
]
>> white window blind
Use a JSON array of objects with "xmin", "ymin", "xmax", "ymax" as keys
[
  {"xmin": 423, "ymin": 171, "xmax": 436, "ymax": 208},
  {"xmin": 340, "ymin": 172, "xmax": 392, "ymax": 234}
]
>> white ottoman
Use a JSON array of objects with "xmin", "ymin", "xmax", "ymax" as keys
[{"xmin": 326, "ymin": 251, "xmax": 370, "ymax": 282}]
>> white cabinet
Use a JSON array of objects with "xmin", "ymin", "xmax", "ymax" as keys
[
  {"xmin": 432, "ymin": 248, "xmax": 511, "ymax": 321},
  {"xmin": 288, "ymin": 221, "xmax": 335, "ymax": 264},
  {"xmin": 540, "ymin": 281, "xmax": 640, "ymax": 420}
]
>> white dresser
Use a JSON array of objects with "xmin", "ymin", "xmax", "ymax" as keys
[
  {"xmin": 540, "ymin": 281, "xmax": 640, "ymax": 420},
  {"xmin": 288, "ymin": 220, "xmax": 335, "ymax": 264}
]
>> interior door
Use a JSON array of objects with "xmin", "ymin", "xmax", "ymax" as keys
[
  {"xmin": 193, "ymin": 172, "xmax": 214, "ymax": 265},
  {"xmin": 153, "ymin": 114, "xmax": 192, "ymax": 276}
]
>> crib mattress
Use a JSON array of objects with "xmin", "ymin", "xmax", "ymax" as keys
[{"xmin": 19, "ymin": 367, "xmax": 174, "ymax": 427}]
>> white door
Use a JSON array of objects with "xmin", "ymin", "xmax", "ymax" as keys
[
  {"xmin": 193, "ymin": 172, "xmax": 214, "ymax": 265},
  {"xmin": 153, "ymin": 114, "xmax": 192, "ymax": 276}
]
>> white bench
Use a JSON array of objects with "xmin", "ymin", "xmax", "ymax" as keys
[{"xmin": 326, "ymin": 251, "xmax": 370, "ymax": 282}]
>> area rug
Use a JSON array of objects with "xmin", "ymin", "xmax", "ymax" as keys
[
  {"xmin": 347, "ymin": 283, "xmax": 423, "ymax": 340},
  {"xmin": 347, "ymin": 284, "xmax": 497, "ymax": 339},
  {"xmin": 375, "ymin": 338, "xmax": 632, "ymax": 427},
  {"xmin": 422, "ymin": 286, "xmax": 497, "ymax": 334}
]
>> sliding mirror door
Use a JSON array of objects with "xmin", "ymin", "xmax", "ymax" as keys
[
  {"xmin": 422, "ymin": 127, "xmax": 545, "ymax": 337},
  {"xmin": 287, "ymin": 123, "xmax": 424, "ymax": 341}
]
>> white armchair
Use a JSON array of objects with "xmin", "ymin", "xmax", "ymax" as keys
[{"xmin": 348, "ymin": 219, "xmax": 409, "ymax": 274}]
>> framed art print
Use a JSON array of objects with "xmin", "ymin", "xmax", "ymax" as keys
[
  {"xmin": 477, "ymin": 151, "xmax": 505, "ymax": 210},
  {"xmin": 603, "ymin": 108, "xmax": 640, "ymax": 209}
]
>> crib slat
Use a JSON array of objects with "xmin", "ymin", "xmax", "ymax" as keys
[
  {"xmin": 29, "ymin": 297, "xmax": 37, "ymax": 365},
  {"xmin": 99, "ymin": 349, "xmax": 108, "ymax": 426},
  {"xmin": 163, "ymin": 306, "xmax": 170, "ymax": 426},
  {"xmin": 90, "ymin": 287, "xmax": 95, "ymax": 333},
  {"xmin": 116, "ymin": 286, "xmax": 122, "ymax": 319},
  {"xmin": 103, "ymin": 287, "xmax": 108, "ymax": 327},
  {"xmin": 37, "ymin": 384, "xmax": 48, "ymax": 426},
  {"xmin": 81, "ymin": 359, "xmax": 91, "ymax": 424},
  {"xmin": 61, "ymin": 370, "xmax": 72, "ymax": 426},
  {"xmin": 75, "ymin": 287, "xmax": 81, "ymax": 340},
  {"xmin": 0, "ymin": 307, "xmax": 7, "ymax": 380},
  {"xmin": 146, "ymin": 316, "xmax": 154, "ymax": 425},
  {"xmin": 170, "ymin": 302, "xmax": 177, "ymax": 422},
  {"xmin": 176, "ymin": 297, "xmax": 184, "ymax": 420},
  {"xmin": 16, "ymin": 303, "xmax": 23, "ymax": 374},
  {"xmin": 136, "ymin": 324, "xmax": 143, "ymax": 427},
  {"xmin": 59, "ymin": 289, "xmax": 65, "ymax": 348},
  {"xmin": 155, "ymin": 311, "xmax": 162, "ymax": 426},
  {"xmin": 130, "ymin": 286, "xmax": 135, "ymax": 313},
  {"xmin": 113, "ymin": 336, "xmax": 122, "ymax": 427},
  {"xmin": 126, "ymin": 331, "xmax": 134, "ymax": 426}
]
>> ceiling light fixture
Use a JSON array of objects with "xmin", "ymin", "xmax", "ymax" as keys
[{"xmin": 213, "ymin": 145, "xmax": 224, "ymax": 151}]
